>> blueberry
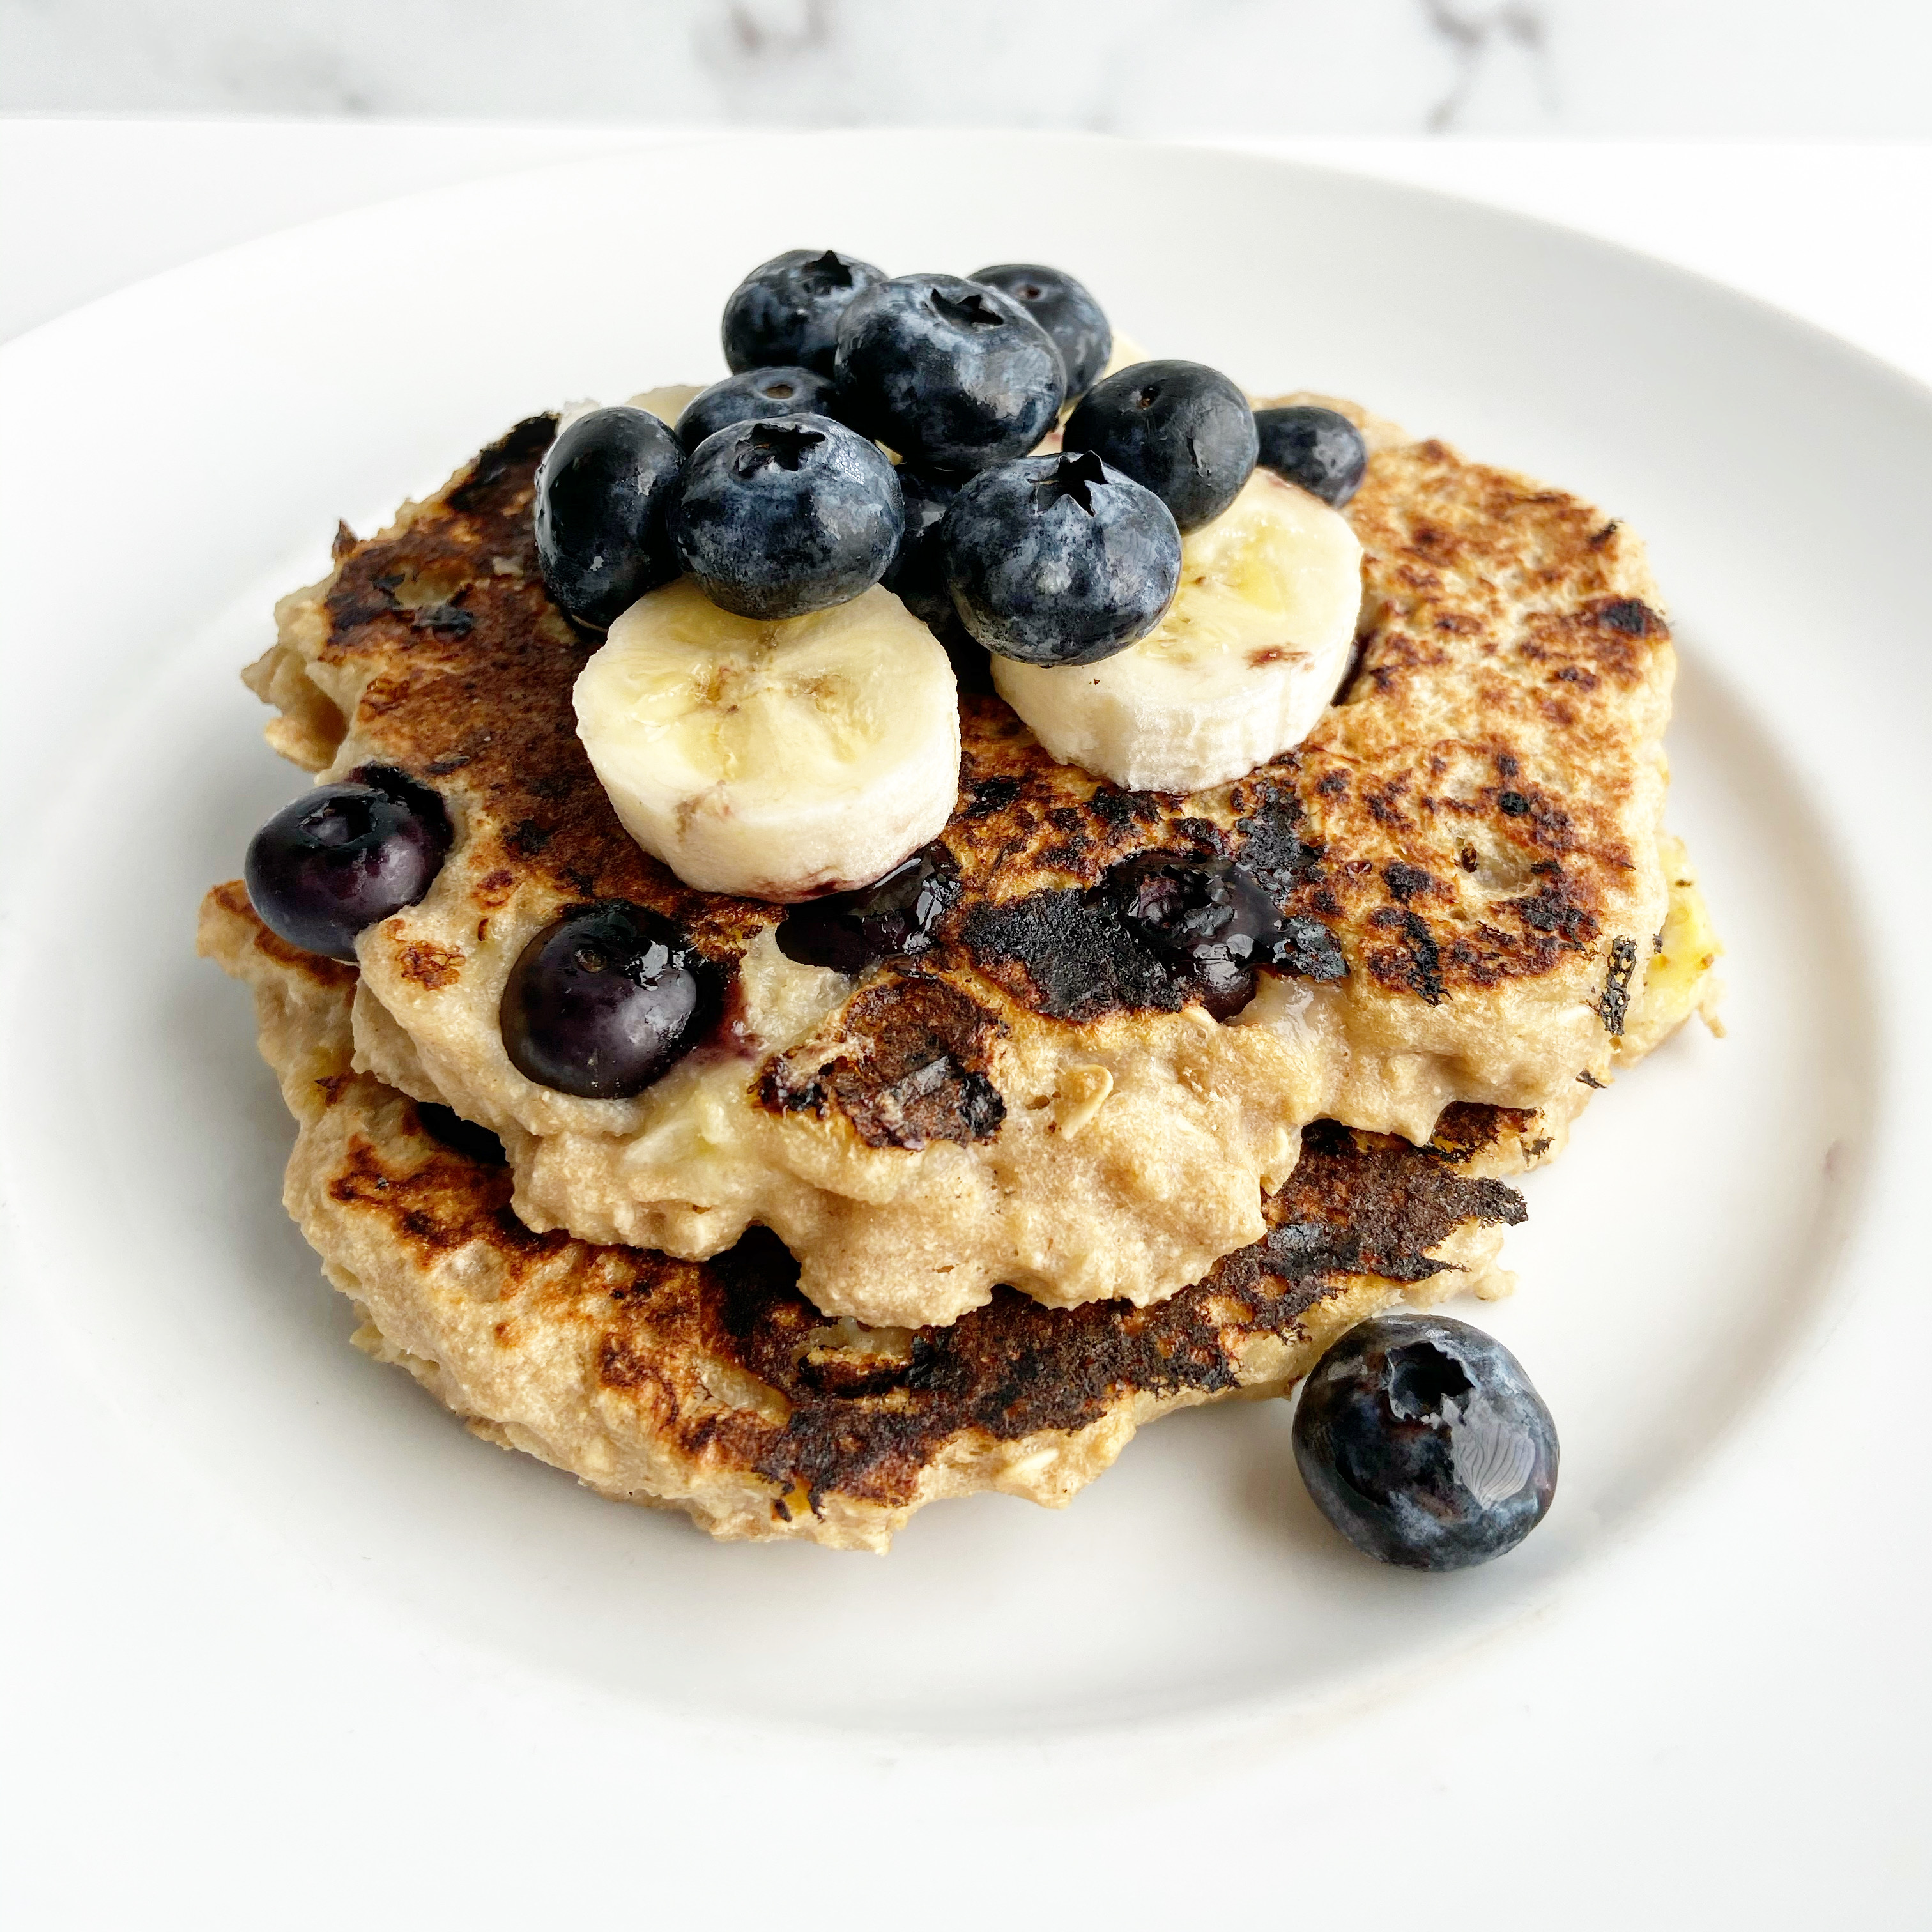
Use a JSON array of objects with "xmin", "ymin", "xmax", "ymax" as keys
[
  {"xmin": 671, "ymin": 415, "xmax": 904, "ymax": 620},
  {"xmin": 881, "ymin": 464, "xmax": 965, "ymax": 631},
  {"xmin": 500, "ymin": 901, "xmax": 722, "ymax": 1100},
  {"xmin": 776, "ymin": 843, "xmax": 960, "ymax": 974},
  {"xmin": 879, "ymin": 471, "xmax": 995, "ymax": 689},
  {"xmin": 722, "ymin": 249, "xmax": 887, "ymax": 378},
  {"xmin": 676, "ymin": 366, "xmax": 841, "ymax": 454},
  {"xmin": 244, "ymin": 765, "xmax": 451, "ymax": 962},
  {"xmin": 833, "ymin": 273, "xmax": 1065, "ymax": 475},
  {"xmin": 1103, "ymin": 852, "xmax": 1284, "ymax": 1018},
  {"xmin": 1254, "ymin": 404, "xmax": 1369, "ymax": 509},
  {"xmin": 969, "ymin": 263, "xmax": 1112, "ymax": 400},
  {"xmin": 940, "ymin": 450, "xmax": 1179, "ymax": 666},
  {"xmin": 1292, "ymin": 1314, "xmax": 1558, "ymax": 1570},
  {"xmin": 1063, "ymin": 360, "xmax": 1258, "ymax": 532},
  {"xmin": 534, "ymin": 406, "xmax": 686, "ymax": 632}
]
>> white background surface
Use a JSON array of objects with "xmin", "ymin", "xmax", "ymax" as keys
[{"xmin": 3, "ymin": 124, "xmax": 1929, "ymax": 1929}]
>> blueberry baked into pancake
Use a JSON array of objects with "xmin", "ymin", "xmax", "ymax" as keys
[{"xmin": 205, "ymin": 252, "xmax": 1721, "ymax": 1561}]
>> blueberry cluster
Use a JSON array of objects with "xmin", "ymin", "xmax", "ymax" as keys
[
  {"xmin": 534, "ymin": 250, "xmax": 1134, "ymax": 637},
  {"xmin": 528, "ymin": 247, "xmax": 1368, "ymax": 671}
]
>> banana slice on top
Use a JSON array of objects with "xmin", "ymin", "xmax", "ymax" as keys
[
  {"xmin": 627, "ymin": 382, "xmax": 708, "ymax": 428},
  {"xmin": 574, "ymin": 578, "xmax": 960, "ymax": 901},
  {"xmin": 992, "ymin": 470, "xmax": 1363, "ymax": 795}
]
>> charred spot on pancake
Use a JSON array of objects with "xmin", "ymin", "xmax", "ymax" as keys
[
  {"xmin": 1598, "ymin": 934, "xmax": 1640, "ymax": 1035},
  {"xmin": 960, "ymin": 787, "xmax": 1341, "ymax": 1023},
  {"xmin": 1230, "ymin": 786, "xmax": 1324, "ymax": 891},
  {"xmin": 1274, "ymin": 915, "xmax": 1348, "ymax": 983},
  {"xmin": 1427, "ymin": 1101, "xmax": 1540, "ymax": 1165},
  {"xmin": 1506, "ymin": 870, "xmax": 1598, "ymax": 947},
  {"xmin": 964, "ymin": 774, "xmax": 1024, "ymax": 818},
  {"xmin": 1367, "ymin": 907, "xmax": 1447, "ymax": 1005},
  {"xmin": 445, "ymin": 413, "xmax": 556, "ymax": 516},
  {"xmin": 962, "ymin": 875, "xmax": 1188, "ymax": 1023},
  {"xmin": 1597, "ymin": 597, "xmax": 1663, "ymax": 638},
  {"xmin": 1383, "ymin": 861, "xmax": 1438, "ymax": 903},
  {"xmin": 758, "ymin": 976, "xmax": 1006, "ymax": 1149}
]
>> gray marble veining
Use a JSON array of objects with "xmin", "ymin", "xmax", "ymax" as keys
[{"xmin": 3, "ymin": 0, "xmax": 1928, "ymax": 135}]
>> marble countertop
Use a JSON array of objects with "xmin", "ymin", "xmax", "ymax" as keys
[
  {"xmin": 5, "ymin": 121, "xmax": 1931, "ymax": 395},
  {"xmin": 8, "ymin": 1, "xmax": 1932, "ymax": 136}
]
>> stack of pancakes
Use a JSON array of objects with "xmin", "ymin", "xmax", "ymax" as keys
[{"xmin": 201, "ymin": 397, "xmax": 1720, "ymax": 1551}]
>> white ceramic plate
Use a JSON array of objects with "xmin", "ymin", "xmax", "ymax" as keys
[{"xmin": 3, "ymin": 135, "xmax": 1926, "ymax": 1926}]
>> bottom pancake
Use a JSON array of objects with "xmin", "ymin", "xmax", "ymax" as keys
[{"xmin": 202, "ymin": 882, "xmax": 1538, "ymax": 1551}]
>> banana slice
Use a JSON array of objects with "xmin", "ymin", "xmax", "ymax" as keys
[
  {"xmin": 575, "ymin": 578, "xmax": 960, "ymax": 901},
  {"xmin": 556, "ymin": 385, "xmax": 707, "ymax": 436},
  {"xmin": 992, "ymin": 470, "xmax": 1363, "ymax": 795},
  {"xmin": 627, "ymin": 383, "xmax": 707, "ymax": 428}
]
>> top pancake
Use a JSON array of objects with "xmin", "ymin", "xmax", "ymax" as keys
[{"xmin": 243, "ymin": 404, "xmax": 1676, "ymax": 1327}]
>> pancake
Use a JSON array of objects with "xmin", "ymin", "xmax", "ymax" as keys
[
  {"xmin": 201, "ymin": 883, "xmax": 1532, "ymax": 1552},
  {"xmin": 238, "ymin": 405, "xmax": 1694, "ymax": 1328}
]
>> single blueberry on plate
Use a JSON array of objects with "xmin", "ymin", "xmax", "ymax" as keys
[
  {"xmin": 881, "ymin": 464, "xmax": 966, "ymax": 630},
  {"xmin": 245, "ymin": 765, "xmax": 452, "ymax": 962},
  {"xmin": 1292, "ymin": 1313, "xmax": 1558, "ymax": 1570},
  {"xmin": 534, "ymin": 406, "xmax": 686, "ymax": 632},
  {"xmin": 671, "ymin": 414, "xmax": 904, "ymax": 620},
  {"xmin": 776, "ymin": 843, "xmax": 961, "ymax": 974},
  {"xmin": 1064, "ymin": 359, "xmax": 1259, "ymax": 532},
  {"xmin": 721, "ymin": 248, "xmax": 887, "ymax": 377},
  {"xmin": 833, "ymin": 273, "xmax": 1065, "ymax": 474},
  {"xmin": 1102, "ymin": 852, "xmax": 1285, "ymax": 1018},
  {"xmin": 969, "ymin": 263, "xmax": 1112, "ymax": 399},
  {"xmin": 1254, "ymin": 404, "xmax": 1370, "ymax": 508},
  {"xmin": 676, "ymin": 366, "xmax": 841, "ymax": 453},
  {"xmin": 500, "ymin": 901, "xmax": 723, "ymax": 1099},
  {"xmin": 940, "ymin": 449, "xmax": 1180, "ymax": 666}
]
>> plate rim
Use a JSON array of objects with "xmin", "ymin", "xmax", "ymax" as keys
[{"xmin": 0, "ymin": 133, "xmax": 1926, "ymax": 1901}]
